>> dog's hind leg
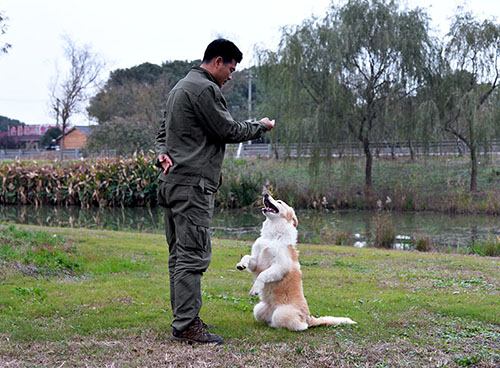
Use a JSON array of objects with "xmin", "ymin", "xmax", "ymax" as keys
[
  {"xmin": 271, "ymin": 305, "xmax": 308, "ymax": 331},
  {"xmin": 253, "ymin": 302, "xmax": 273, "ymax": 325}
]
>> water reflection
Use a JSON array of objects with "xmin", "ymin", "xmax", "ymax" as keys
[
  {"xmin": 0, "ymin": 205, "xmax": 165, "ymax": 234},
  {"xmin": 1, "ymin": 205, "xmax": 499, "ymax": 251}
]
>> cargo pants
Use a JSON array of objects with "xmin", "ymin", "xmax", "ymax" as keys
[{"xmin": 157, "ymin": 177, "xmax": 215, "ymax": 332}]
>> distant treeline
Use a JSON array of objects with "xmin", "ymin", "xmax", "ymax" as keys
[{"xmin": 0, "ymin": 115, "xmax": 23, "ymax": 131}]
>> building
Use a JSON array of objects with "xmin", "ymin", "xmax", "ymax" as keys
[
  {"xmin": 5, "ymin": 124, "xmax": 54, "ymax": 149},
  {"xmin": 56, "ymin": 126, "xmax": 91, "ymax": 149}
]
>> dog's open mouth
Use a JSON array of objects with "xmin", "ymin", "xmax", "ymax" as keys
[{"xmin": 262, "ymin": 196, "xmax": 279, "ymax": 214}]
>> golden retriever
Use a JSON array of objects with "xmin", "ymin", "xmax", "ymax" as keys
[{"xmin": 236, "ymin": 194, "xmax": 356, "ymax": 331}]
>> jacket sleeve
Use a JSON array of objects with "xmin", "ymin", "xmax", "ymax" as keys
[
  {"xmin": 194, "ymin": 86, "xmax": 269, "ymax": 143},
  {"xmin": 154, "ymin": 110, "xmax": 168, "ymax": 168}
]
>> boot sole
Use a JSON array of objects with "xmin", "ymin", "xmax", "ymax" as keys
[{"xmin": 169, "ymin": 335, "xmax": 224, "ymax": 345}]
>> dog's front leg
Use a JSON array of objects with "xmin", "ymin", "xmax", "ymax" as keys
[
  {"xmin": 236, "ymin": 255, "xmax": 252, "ymax": 270},
  {"xmin": 237, "ymin": 238, "xmax": 264, "ymax": 272},
  {"xmin": 237, "ymin": 254, "xmax": 259, "ymax": 273},
  {"xmin": 249, "ymin": 263, "xmax": 286, "ymax": 296}
]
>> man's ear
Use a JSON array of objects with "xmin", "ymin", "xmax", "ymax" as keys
[{"xmin": 214, "ymin": 56, "xmax": 224, "ymax": 67}]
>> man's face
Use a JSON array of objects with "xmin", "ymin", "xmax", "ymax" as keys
[{"xmin": 213, "ymin": 58, "xmax": 237, "ymax": 87}]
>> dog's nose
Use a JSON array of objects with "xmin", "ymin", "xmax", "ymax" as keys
[{"xmin": 264, "ymin": 194, "xmax": 269, "ymax": 199}]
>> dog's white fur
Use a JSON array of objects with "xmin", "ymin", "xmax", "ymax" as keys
[{"xmin": 236, "ymin": 194, "xmax": 356, "ymax": 331}]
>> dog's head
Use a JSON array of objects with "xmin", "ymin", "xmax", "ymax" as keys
[{"xmin": 262, "ymin": 194, "xmax": 298, "ymax": 227}]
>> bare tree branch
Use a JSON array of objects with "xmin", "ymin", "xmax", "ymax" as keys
[{"xmin": 49, "ymin": 36, "xmax": 106, "ymax": 160}]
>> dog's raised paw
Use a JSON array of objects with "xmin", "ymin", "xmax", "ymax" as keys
[{"xmin": 249, "ymin": 283, "xmax": 262, "ymax": 296}]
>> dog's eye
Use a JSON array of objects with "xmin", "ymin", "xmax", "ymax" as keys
[{"xmin": 277, "ymin": 201, "xmax": 282, "ymax": 204}]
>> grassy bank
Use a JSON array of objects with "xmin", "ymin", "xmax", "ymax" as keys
[
  {"xmin": 0, "ymin": 225, "xmax": 499, "ymax": 367},
  {"xmin": 3, "ymin": 154, "xmax": 500, "ymax": 214},
  {"xmin": 219, "ymin": 155, "xmax": 500, "ymax": 214}
]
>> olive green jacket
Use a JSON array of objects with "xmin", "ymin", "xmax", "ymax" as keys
[{"xmin": 155, "ymin": 66, "xmax": 269, "ymax": 192}]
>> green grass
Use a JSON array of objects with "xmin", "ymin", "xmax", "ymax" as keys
[
  {"xmin": 0, "ymin": 225, "xmax": 499, "ymax": 367},
  {"xmin": 0, "ymin": 224, "xmax": 82, "ymax": 275}
]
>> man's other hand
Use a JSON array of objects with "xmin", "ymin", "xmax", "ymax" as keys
[{"xmin": 158, "ymin": 154, "xmax": 173, "ymax": 174}]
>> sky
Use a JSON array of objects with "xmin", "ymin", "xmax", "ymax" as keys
[{"xmin": 0, "ymin": 0, "xmax": 499, "ymax": 126}]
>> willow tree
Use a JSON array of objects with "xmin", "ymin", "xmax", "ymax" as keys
[
  {"xmin": 333, "ymin": 0, "xmax": 432, "ymax": 193},
  {"xmin": 256, "ymin": 16, "xmax": 352, "ymax": 168},
  {"xmin": 442, "ymin": 12, "xmax": 500, "ymax": 192}
]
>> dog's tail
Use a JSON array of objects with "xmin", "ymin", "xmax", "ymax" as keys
[{"xmin": 307, "ymin": 316, "xmax": 356, "ymax": 327}]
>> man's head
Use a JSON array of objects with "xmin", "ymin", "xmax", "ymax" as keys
[{"xmin": 201, "ymin": 39, "xmax": 242, "ymax": 87}]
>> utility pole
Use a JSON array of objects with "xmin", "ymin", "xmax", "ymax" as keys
[
  {"xmin": 248, "ymin": 71, "xmax": 252, "ymax": 121},
  {"xmin": 237, "ymin": 70, "xmax": 253, "ymax": 158}
]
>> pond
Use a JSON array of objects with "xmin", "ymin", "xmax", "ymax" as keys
[{"xmin": 1, "ymin": 205, "xmax": 499, "ymax": 253}]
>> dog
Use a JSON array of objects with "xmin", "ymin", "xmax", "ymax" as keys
[{"xmin": 236, "ymin": 194, "xmax": 356, "ymax": 331}]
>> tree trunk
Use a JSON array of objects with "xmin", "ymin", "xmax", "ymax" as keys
[
  {"xmin": 363, "ymin": 138, "xmax": 372, "ymax": 195},
  {"xmin": 273, "ymin": 139, "xmax": 279, "ymax": 160},
  {"xmin": 470, "ymin": 144, "xmax": 478, "ymax": 192},
  {"xmin": 59, "ymin": 120, "xmax": 67, "ymax": 161},
  {"xmin": 59, "ymin": 134, "xmax": 64, "ymax": 161},
  {"xmin": 408, "ymin": 138, "xmax": 415, "ymax": 161}
]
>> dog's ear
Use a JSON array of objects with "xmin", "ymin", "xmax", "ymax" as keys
[{"xmin": 286, "ymin": 209, "xmax": 298, "ymax": 227}]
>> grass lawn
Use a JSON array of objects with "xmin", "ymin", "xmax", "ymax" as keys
[{"xmin": 0, "ymin": 225, "xmax": 499, "ymax": 367}]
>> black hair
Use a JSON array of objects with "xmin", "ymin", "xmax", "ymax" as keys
[{"xmin": 202, "ymin": 38, "xmax": 243, "ymax": 64}]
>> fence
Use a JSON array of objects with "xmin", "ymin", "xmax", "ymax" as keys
[
  {"xmin": 0, "ymin": 149, "xmax": 83, "ymax": 160},
  {"xmin": 3, "ymin": 140, "xmax": 499, "ymax": 160},
  {"xmin": 227, "ymin": 140, "xmax": 500, "ymax": 158}
]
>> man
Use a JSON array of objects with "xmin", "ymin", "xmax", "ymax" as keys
[{"xmin": 155, "ymin": 39, "xmax": 275, "ymax": 344}]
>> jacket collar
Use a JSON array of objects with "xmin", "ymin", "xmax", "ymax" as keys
[{"xmin": 191, "ymin": 66, "xmax": 218, "ymax": 85}]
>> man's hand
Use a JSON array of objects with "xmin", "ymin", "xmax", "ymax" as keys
[
  {"xmin": 260, "ymin": 117, "xmax": 275, "ymax": 130},
  {"xmin": 158, "ymin": 154, "xmax": 173, "ymax": 174}
]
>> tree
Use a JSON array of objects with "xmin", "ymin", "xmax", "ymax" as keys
[
  {"xmin": 441, "ymin": 11, "xmax": 500, "ymax": 192},
  {"xmin": 335, "ymin": 0, "xmax": 433, "ymax": 193},
  {"xmin": 0, "ymin": 115, "xmax": 22, "ymax": 132},
  {"xmin": 0, "ymin": 11, "xmax": 11, "ymax": 54},
  {"xmin": 49, "ymin": 36, "xmax": 105, "ymax": 160},
  {"xmin": 257, "ymin": 16, "xmax": 352, "ymax": 164},
  {"xmin": 88, "ymin": 60, "xmax": 200, "ymax": 124},
  {"xmin": 85, "ymin": 117, "xmax": 155, "ymax": 156},
  {"xmin": 257, "ymin": 0, "xmax": 433, "ymax": 193},
  {"xmin": 40, "ymin": 127, "xmax": 62, "ymax": 148},
  {"xmin": 88, "ymin": 74, "xmax": 172, "ymax": 125}
]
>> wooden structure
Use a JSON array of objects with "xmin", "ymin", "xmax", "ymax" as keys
[{"xmin": 57, "ymin": 126, "xmax": 91, "ymax": 149}]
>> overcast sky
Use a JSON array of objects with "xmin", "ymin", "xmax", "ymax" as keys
[{"xmin": 0, "ymin": 0, "xmax": 499, "ymax": 126}]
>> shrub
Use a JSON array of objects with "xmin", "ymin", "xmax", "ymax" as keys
[
  {"xmin": 468, "ymin": 236, "xmax": 500, "ymax": 257},
  {"xmin": 0, "ymin": 154, "xmax": 158, "ymax": 207},
  {"xmin": 413, "ymin": 236, "xmax": 434, "ymax": 252},
  {"xmin": 372, "ymin": 213, "xmax": 396, "ymax": 248}
]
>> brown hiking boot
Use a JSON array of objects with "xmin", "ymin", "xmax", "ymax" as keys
[
  {"xmin": 196, "ymin": 316, "xmax": 215, "ymax": 329},
  {"xmin": 170, "ymin": 318, "xmax": 223, "ymax": 344}
]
